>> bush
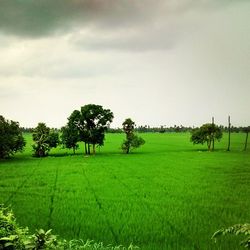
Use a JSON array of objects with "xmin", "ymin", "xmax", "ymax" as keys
[
  {"xmin": 0, "ymin": 205, "xmax": 139, "ymax": 250},
  {"xmin": 212, "ymin": 224, "xmax": 250, "ymax": 249},
  {"xmin": 0, "ymin": 205, "xmax": 27, "ymax": 249}
]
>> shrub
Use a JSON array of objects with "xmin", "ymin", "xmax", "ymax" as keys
[
  {"xmin": 212, "ymin": 223, "xmax": 250, "ymax": 249},
  {"xmin": 0, "ymin": 205, "xmax": 27, "ymax": 249},
  {"xmin": 0, "ymin": 205, "xmax": 139, "ymax": 250}
]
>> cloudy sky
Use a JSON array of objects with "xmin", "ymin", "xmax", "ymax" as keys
[{"xmin": 0, "ymin": 0, "xmax": 249, "ymax": 128}]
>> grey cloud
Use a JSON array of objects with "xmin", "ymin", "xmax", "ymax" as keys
[
  {"xmin": 0, "ymin": 59, "xmax": 114, "ymax": 79},
  {"xmin": 0, "ymin": 0, "xmax": 159, "ymax": 37},
  {"xmin": 0, "ymin": 0, "xmax": 245, "ymax": 38},
  {"xmin": 73, "ymin": 26, "xmax": 177, "ymax": 52}
]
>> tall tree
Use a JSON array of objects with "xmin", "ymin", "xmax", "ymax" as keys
[
  {"xmin": 32, "ymin": 123, "xmax": 59, "ymax": 157},
  {"xmin": 121, "ymin": 118, "xmax": 145, "ymax": 154},
  {"xmin": 0, "ymin": 115, "xmax": 25, "ymax": 158},
  {"xmin": 191, "ymin": 123, "xmax": 223, "ymax": 151},
  {"xmin": 67, "ymin": 104, "xmax": 114, "ymax": 155}
]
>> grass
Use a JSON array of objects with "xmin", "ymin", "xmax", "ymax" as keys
[{"xmin": 0, "ymin": 132, "xmax": 249, "ymax": 249}]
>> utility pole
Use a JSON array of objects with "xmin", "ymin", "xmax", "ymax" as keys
[
  {"xmin": 227, "ymin": 115, "xmax": 231, "ymax": 151},
  {"xmin": 244, "ymin": 129, "xmax": 249, "ymax": 151},
  {"xmin": 212, "ymin": 117, "xmax": 215, "ymax": 151}
]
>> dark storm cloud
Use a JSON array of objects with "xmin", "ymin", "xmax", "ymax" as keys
[
  {"xmin": 0, "ymin": 0, "xmax": 244, "ymax": 38},
  {"xmin": 0, "ymin": 0, "xmax": 158, "ymax": 37}
]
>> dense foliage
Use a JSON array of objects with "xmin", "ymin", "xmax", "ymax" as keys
[
  {"xmin": 32, "ymin": 123, "xmax": 59, "ymax": 157},
  {"xmin": 66, "ymin": 104, "xmax": 114, "ymax": 155},
  {"xmin": 61, "ymin": 125, "xmax": 79, "ymax": 154},
  {"xmin": 121, "ymin": 118, "xmax": 145, "ymax": 154},
  {"xmin": 0, "ymin": 115, "xmax": 25, "ymax": 159},
  {"xmin": 190, "ymin": 123, "xmax": 223, "ymax": 151}
]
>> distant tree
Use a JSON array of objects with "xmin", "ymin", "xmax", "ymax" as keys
[
  {"xmin": 32, "ymin": 123, "xmax": 59, "ymax": 157},
  {"xmin": 243, "ymin": 126, "xmax": 250, "ymax": 151},
  {"xmin": 121, "ymin": 118, "xmax": 145, "ymax": 154},
  {"xmin": 61, "ymin": 125, "xmax": 79, "ymax": 154},
  {"xmin": 20, "ymin": 127, "xmax": 33, "ymax": 133},
  {"xmin": 174, "ymin": 125, "xmax": 181, "ymax": 133},
  {"xmin": 67, "ymin": 104, "xmax": 114, "ymax": 155},
  {"xmin": 0, "ymin": 115, "xmax": 26, "ymax": 158},
  {"xmin": 190, "ymin": 123, "xmax": 223, "ymax": 151},
  {"xmin": 159, "ymin": 126, "xmax": 166, "ymax": 133}
]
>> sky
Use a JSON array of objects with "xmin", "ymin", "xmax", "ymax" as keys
[{"xmin": 0, "ymin": 0, "xmax": 249, "ymax": 128}]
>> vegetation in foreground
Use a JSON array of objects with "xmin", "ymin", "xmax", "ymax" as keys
[
  {"xmin": 212, "ymin": 223, "xmax": 250, "ymax": 249},
  {"xmin": 0, "ymin": 205, "xmax": 138, "ymax": 250}
]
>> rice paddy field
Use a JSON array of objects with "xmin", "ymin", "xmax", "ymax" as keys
[{"xmin": 0, "ymin": 132, "xmax": 249, "ymax": 249}]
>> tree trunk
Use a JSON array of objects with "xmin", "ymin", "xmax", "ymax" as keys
[
  {"xmin": 88, "ymin": 143, "xmax": 90, "ymax": 155},
  {"xmin": 227, "ymin": 115, "xmax": 231, "ymax": 151},
  {"xmin": 93, "ymin": 144, "xmax": 96, "ymax": 155},
  {"xmin": 207, "ymin": 140, "xmax": 211, "ymax": 151},
  {"xmin": 244, "ymin": 132, "xmax": 248, "ymax": 151},
  {"xmin": 126, "ymin": 146, "xmax": 130, "ymax": 154},
  {"xmin": 84, "ymin": 142, "xmax": 87, "ymax": 155}
]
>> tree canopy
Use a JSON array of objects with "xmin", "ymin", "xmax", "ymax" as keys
[
  {"xmin": 190, "ymin": 123, "xmax": 223, "ymax": 151},
  {"xmin": 32, "ymin": 123, "xmax": 59, "ymax": 157},
  {"xmin": 67, "ymin": 104, "xmax": 114, "ymax": 155},
  {"xmin": 0, "ymin": 115, "xmax": 25, "ymax": 158}
]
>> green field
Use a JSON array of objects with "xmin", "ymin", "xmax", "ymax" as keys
[{"xmin": 0, "ymin": 133, "xmax": 249, "ymax": 249}]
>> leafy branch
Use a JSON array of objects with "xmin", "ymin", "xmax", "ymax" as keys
[{"xmin": 212, "ymin": 224, "xmax": 250, "ymax": 248}]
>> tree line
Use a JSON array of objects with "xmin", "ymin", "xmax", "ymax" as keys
[
  {"xmin": 0, "ymin": 104, "xmax": 145, "ymax": 158},
  {"xmin": 0, "ymin": 106, "xmax": 250, "ymax": 159}
]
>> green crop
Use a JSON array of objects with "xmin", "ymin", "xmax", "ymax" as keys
[{"xmin": 0, "ymin": 133, "xmax": 249, "ymax": 249}]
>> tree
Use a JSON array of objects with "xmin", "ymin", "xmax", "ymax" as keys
[
  {"xmin": 61, "ymin": 125, "xmax": 79, "ymax": 154},
  {"xmin": 190, "ymin": 123, "xmax": 223, "ymax": 151},
  {"xmin": 121, "ymin": 118, "xmax": 145, "ymax": 154},
  {"xmin": 67, "ymin": 104, "xmax": 114, "ymax": 155},
  {"xmin": 0, "ymin": 115, "xmax": 25, "ymax": 158},
  {"xmin": 32, "ymin": 123, "xmax": 59, "ymax": 157}
]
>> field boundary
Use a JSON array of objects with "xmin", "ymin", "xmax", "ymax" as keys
[
  {"xmin": 81, "ymin": 166, "xmax": 119, "ymax": 244},
  {"xmin": 47, "ymin": 165, "xmax": 59, "ymax": 229},
  {"xmin": 4, "ymin": 158, "xmax": 42, "ymax": 205}
]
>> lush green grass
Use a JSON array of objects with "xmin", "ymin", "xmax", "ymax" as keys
[{"xmin": 0, "ymin": 132, "xmax": 249, "ymax": 249}]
